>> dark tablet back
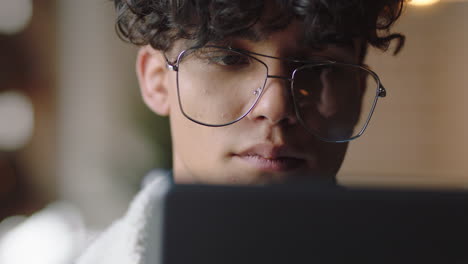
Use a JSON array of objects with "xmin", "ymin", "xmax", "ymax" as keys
[{"xmin": 160, "ymin": 183, "xmax": 468, "ymax": 264}]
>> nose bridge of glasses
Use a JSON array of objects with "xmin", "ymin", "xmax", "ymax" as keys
[
  {"xmin": 267, "ymin": 74, "xmax": 292, "ymax": 82},
  {"xmin": 252, "ymin": 52, "xmax": 295, "ymax": 81},
  {"xmin": 259, "ymin": 56, "xmax": 295, "ymax": 101},
  {"xmin": 250, "ymin": 63, "xmax": 297, "ymax": 125}
]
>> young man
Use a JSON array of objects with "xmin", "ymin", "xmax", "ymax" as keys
[
  {"xmin": 127, "ymin": 0, "xmax": 404, "ymax": 185},
  {"xmin": 77, "ymin": 1, "xmax": 406, "ymax": 263}
]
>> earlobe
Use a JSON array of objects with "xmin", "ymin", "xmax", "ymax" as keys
[{"xmin": 136, "ymin": 45, "xmax": 171, "ymax": 116}]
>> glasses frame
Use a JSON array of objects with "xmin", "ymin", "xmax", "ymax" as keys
[{"xmin": 166, "ymin": 45, "xmax": 387, "ymax": 143}]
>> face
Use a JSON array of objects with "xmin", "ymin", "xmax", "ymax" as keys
[{"xmin": 138, "ymin": 21, "xmax": 363, "ymax": 185}]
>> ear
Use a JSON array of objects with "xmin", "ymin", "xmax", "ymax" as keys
[{"xmin": 136, "ymin": 45, "xmax": 171, "ymax": 116}]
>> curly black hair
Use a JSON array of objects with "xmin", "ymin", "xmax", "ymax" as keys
[{"xmin": 112, "ymin": 0, "xmax": 406, "ymax": 57}]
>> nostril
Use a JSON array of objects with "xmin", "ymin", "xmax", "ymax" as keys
[{"xmin": 254, "ymin": 114, "xmax": 297, "ymax": 126}]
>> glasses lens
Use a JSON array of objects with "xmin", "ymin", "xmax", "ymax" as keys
[
  {"xmin": 177, "ymin": 47, "xmax": 267, "ymax": 126},
  {"xmin": 292, "ymin": 63, "xmax": 379, "ymax": 142}
]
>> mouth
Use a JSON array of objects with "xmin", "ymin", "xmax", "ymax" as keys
[{"xmin": 232, "ymin": 144, "xmax": 306, "ymax": 172}]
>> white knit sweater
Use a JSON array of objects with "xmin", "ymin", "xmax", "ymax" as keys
[{"xmin": 75, "ymin": 173, "xmax": 171, "ymax": 264}]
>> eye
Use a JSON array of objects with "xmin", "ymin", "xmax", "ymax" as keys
[{"xmin": 209, "ymin": 54, "xmax": 250, "ymax": 66}]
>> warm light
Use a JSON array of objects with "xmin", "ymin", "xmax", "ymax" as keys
[
  {"xmin": 0, "ymin": 0, "xmax": 33, "ymax": 34},
  {"xmin": 0, "ymin": 91, "xmax": 34, "ymax": 151},
  {"xmin": 409, "ymin": 0, "xmax": 440, "ymax": 6},
  {"xmin": 299, "ymin": 89, "xmax": 310, "ymax": 96}
]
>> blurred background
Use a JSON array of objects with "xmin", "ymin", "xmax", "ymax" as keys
[
  {"xmin": 340, "ymin": 0, "xmax": 468, "ymax": 187},
  {"xmin": 0, "ymin": 0, "xmax": 467, "ymax": 262}
]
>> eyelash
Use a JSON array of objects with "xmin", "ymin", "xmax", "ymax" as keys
[{"xmin": 206, "ymin": 53, "xmax": 251, "ymax": 67}]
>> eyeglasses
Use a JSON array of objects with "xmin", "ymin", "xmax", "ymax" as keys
[{"xmin": 166, "ymin": 45, "xmax": 386, "ymax": 143}]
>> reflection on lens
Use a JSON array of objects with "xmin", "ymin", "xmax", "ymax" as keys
[
  {"xmin": 292, "ymin": 63, "xmax": 379, "ymax": 142},
  {"xmin": 177, "ymin": 47, "xmax": 267, "ymax": 126}
]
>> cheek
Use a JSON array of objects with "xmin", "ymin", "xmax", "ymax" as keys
[
  {"xmin": 170, "ymin": 112, "xmax": 232, "ymax": 164},
  {"xmin": 317, "ymin": 141, "xmax": 348, "ymax": 173},
  {"xmin": 167, "ymin": 74, "xmax": 240, "ymax": 156},
  {"xmin": 171, "ymin": 113, "xmax": 214, "ymax": 150},
  {"xmin": 167, "ymin": 72, "xmax": 244, "ymax": 180},
  {"xmin": 281, "ymin": 126, "xmax": 347, "ymax": 175}
]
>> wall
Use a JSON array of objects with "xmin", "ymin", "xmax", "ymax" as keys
[{"xmin": 339, "ymin": 2, "xmax": 468, "ymax": 188}]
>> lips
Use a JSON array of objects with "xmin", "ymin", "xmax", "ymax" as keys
[{"xmin": 233, "ymin": 144, "xmax": 306, "ymax": 172}]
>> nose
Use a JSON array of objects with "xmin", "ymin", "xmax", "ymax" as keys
[{"xmin": 247, "ymin": 73, "xmax": 298, "ymax": 126}]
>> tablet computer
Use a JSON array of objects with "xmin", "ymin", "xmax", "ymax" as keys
[{"xmin": 159, "ymin": 182, "xmax": 468, "ymax": 264}]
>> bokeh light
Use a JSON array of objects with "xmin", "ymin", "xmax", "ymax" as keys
[
  {"xmin": 409, "ymin": 0, "xmax": 441, "ymax": 6},
  {"xmin": 0, "ymin": 0, "xmax": 33, "ymax": 34},
  {"xmin": 0, "ymin": 91, "xmax": 34, "ymax": 151}
]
